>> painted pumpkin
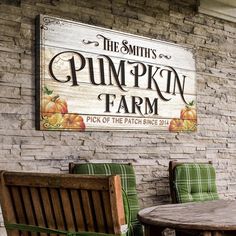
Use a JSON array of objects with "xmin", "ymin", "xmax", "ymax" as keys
[
  {"xmin": 62, "ymin": 114, "xmax": 85, "ymax": 131},
  {"xmin": 41, "ymin": 113, "xmax": 64, "ymax": 129},
  {"xmin": 183, "ymin": 120, "xmax": 197, "ymax": 132},
  {"xmin": 47, "ymin": 113, "xmax": 63, "ymax": 127},
  {"xmin": 41, "ymin": 95, "xmax": 68, "ymax": 116},
  {"xmin": 180, "ymin": 101, "xmax": 197, "ymax": 120},
  {"xmin": 169, "ymin": 119, "xmax": 185, "ymax": 132}
]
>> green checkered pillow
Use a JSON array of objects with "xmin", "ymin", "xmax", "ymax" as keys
[
  {"xmin": 174, "ymin": 163, "xmax": 219, "ymax": 203},
  {"xmin": 71, "ymin": 163, "xmax": 143, "ymax": 236}
]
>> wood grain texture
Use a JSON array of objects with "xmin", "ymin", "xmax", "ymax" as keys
[
  {"xmin": 138, "ymin": 199, "xmax": 236, "ymax": 234},
  {"xmin": 70, "ymin": 190, "xmax": 86, "ymax": 231},
  {"xmin": 0, "ymin": 170, "xmax": 125, "ymax": 235},
  {"xmin": 109, "ymin": 175, "xmax": 126, "ymax": 234},
  {"xmin": 91, "ymin": 190, "xmax": 106, "ymax": 232},
  {"xmin": 0, "ymin": 172, "xmax": 18, "ymax": 236}
]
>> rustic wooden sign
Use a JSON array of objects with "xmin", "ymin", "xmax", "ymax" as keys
[{"xmin": 36, "ymin": 15, "xmax": 197, "ymax": 132}]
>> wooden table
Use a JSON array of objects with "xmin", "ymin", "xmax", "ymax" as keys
[{"xmin": 138, "ymin": 199, "xmax": 236, "ymax": 236}]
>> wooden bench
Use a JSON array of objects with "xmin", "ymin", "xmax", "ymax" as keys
[{"xmin": 0, "ymin": 170, "xmax": 127, "ymax": 236}]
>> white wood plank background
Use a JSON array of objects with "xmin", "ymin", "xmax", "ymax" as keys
[{"xmin": 38, "ymin": 15, "xmax": 197, "ymax": 132}]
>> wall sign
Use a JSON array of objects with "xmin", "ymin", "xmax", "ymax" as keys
[{"xmin": 36, "ymin": 15, "xmax": 197, "ymax": 132}]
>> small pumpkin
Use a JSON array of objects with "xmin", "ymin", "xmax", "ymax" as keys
[
  {"xmin": 183, "ymin": 119, "xmax": 197, "ymax": 132},
  {"xmin": 41, "ymin": 86, "xmax": 68, "ymax": 116},
  {"xmin": 42, "ymin": 95, "xmax": 68, "ymax": 115},
  {"xmin": 169, "ymin": 119, "xmax": 185, "ymax": 132},
  {"xmin": 62, "ymin": 114, "xmax": 85, "ymax": 131},
  {"xmin": 47, "ymin": 113, "xmax": 63, "ymax": 126},
  {"xmin": 180, "ymin": 101, "xmax": 197, "ymax": 120},
  {"xmin": 41, "ymin": 113, "xmax": 64, "ymax": 129}
]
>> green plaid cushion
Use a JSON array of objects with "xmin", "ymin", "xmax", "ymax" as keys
[
  {"xmin": 174, "ymin": 163, "xmax": 219, "ymax": 203},
  {"xmin": 71, "ymin": 163, "xmax": 143, "ymax": 236}
]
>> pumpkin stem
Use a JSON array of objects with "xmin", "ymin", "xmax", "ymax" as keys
[
  {"xmin": 186, "ymin": 100, "xmax": 194, "ymax": 108},
  {"xmin": 51, "ymin": 95, "xmax": 60, "ymax": 102}
]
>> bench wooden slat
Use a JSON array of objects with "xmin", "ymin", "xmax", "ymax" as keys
[
  {"xmin": 0, "ymin": 171, "xmax": 126, "ymax": 235},
  {"xmin": 20, "ymin": 187, "xmax": 37, "ymax": 236},
  {"xmin": 70, "ymin": 189, "xmax": 86, "ymax": 231},
  {"xmin": 30, "ymin": 187, "xmax": 47, "ymax": 236},
  {"xmin": 0, "ymin": 174, "xmax": 18, "ymax": 236},
  {"xmin": 109, "ymin": 175, "xmax": 126, "ymax": 234},
  {"xmin": 3, "ymin": 172, "xmax": 110, "ymax": 190},
  {"xmin": 49, "ymin": 188, "xmax": 66, "ymax": 231},
  {"xmin": 81, "ymin": 190, "xmax": 96, "ymax": 231},
  {"xmin": 39, "ymin": 188, "xmax": 57, "ymax": 236},
  {"xmin": 60, "ymin": 189, "xmax": 76, "ymax": 232},
  {"xmin": 92, "ymin": 190, "xmax": 106, "ymax": 233},
  {"xmin": 4, "ymin": 186, "xmax": 20, "ymax": 236},
  {"xmin": 102, "ymin": 191, "xmax": 113, "ymax": 234},
  {"xmin": 11, "ymin": 187, "xmax": 28, "ymax": 236}
]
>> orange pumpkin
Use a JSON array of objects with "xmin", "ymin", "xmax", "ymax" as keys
[
  {"xmin": 180, "ymin": 101, "xmax": 196, "ymax": 120},
  {"xmin": 62, "ymin": 114, "xmax": 85, "ymax": 131},
  {"xmin": 42, "ymin": 95, "xmax": 68, "ymax": 116},
  {"xmin": 183, "ymin": 120, "xmax": 197, "ymax": 132},
  {"xmin": 169, "ymin": 119, "xmax": 185, "ymax": 132}
]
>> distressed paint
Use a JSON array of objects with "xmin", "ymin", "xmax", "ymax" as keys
[{"xmin": 36, "ymin": 15, "xmax": 197, "ymax": 132}]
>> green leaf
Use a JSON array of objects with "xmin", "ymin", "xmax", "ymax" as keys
[
  {"xmin": 43, "ymin": 86, "xmax": 53, "ymax": 95},
  {"xmin": 186, "ymin": 100, "xmax": 195, "ymax": 109},
  {"xmin": 188, "ymin": 100, "xmax": 194, "ymax": 106}
]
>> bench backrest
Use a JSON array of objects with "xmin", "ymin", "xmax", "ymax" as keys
[
  {"xmin": 69, "ymin": 162, "xmax": 143, "ymax": 236},
  {"xmin": 0, "ymin": 171, "xmax": 126, "ymax": 236}
]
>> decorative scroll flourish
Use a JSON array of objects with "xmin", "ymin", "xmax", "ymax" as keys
[
  {"xmin": 82, "ymin": 40, "xmax": 99, "ymax": 46},
  {"xmin": 42, "ymin": 17, "xmax": 64, "ymax": 31},
  {"xmin": 97, "ymin": 34, "xmax": 108, "ymax": 40},
  {"xmin": 159, "ymin": 54, "xmax": 172, "ymax": 59},
  {"xmin": 82, "ymin": 34, "xmax": 110, "ymax": 47}
]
